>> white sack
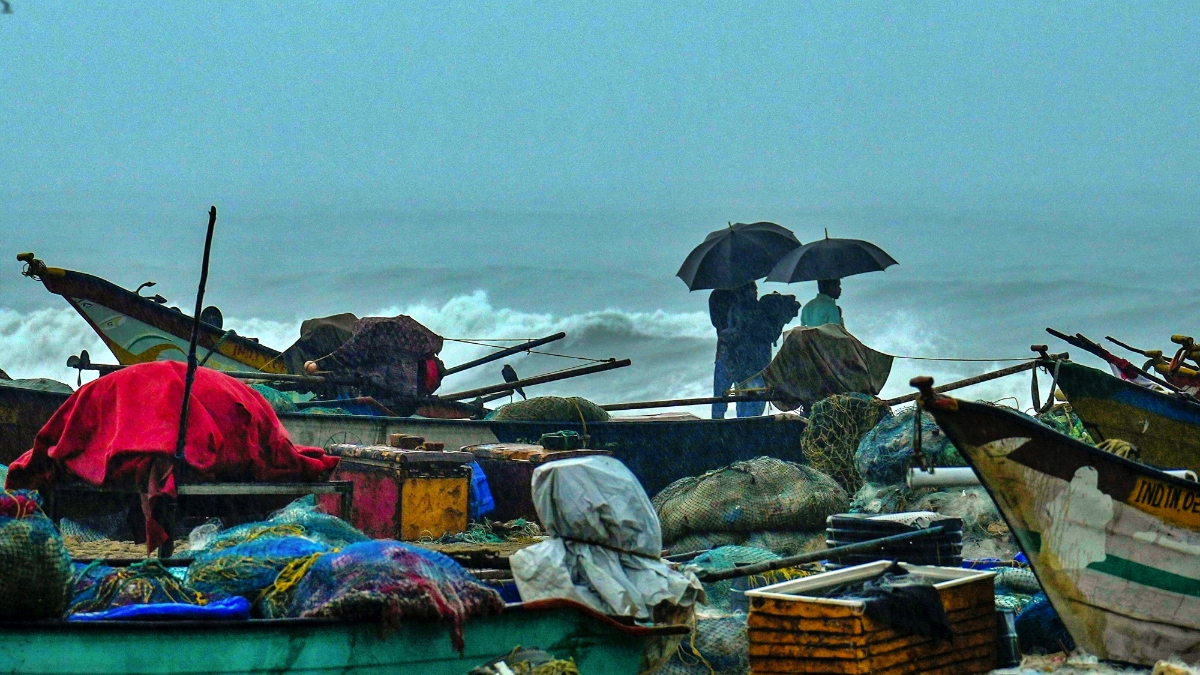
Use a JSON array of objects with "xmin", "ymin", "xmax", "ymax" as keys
[{"xmin": 510, "ymin": 455, "xmax": 702, "ymax": 619}]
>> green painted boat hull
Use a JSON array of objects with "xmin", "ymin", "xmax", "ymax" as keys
[
  {"xmin": 929, "ymin": 396, "xmax": 1200, "ymax": 665},
  {"xmin": 1052, "ymin": 360, "xmax": 1200, "ymax": 472},
  {"xmin": 0, "ymin": 601, "xmax": 686, "ymax": 675}
]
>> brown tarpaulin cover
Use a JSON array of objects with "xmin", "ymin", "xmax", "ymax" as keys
[{"xmin": 761, "ymin": 324, "xmax": 893, "ymax": 407}]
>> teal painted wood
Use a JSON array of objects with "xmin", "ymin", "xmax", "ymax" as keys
[{"xmin": 0, "ymin": 601, "xmax": 682, "ymax": 675}]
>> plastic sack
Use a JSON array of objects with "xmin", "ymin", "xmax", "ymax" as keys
[
  {"xmin": 69, "ymin": 596, "xmax": 251, "ymax": 622},
  {"xmin": 469, "ymin": 461, "xmax": 495, "ymax": 520},
  {"xmin": 511, "ymin": 456, "xmax": 703, "ymax": 620}
]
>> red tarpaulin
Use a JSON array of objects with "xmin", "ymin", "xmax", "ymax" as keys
[{"xmin": 7, "ymin": 361, "xmax": 338, "ymax": 552}]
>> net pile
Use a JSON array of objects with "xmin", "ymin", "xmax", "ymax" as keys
[
  {"xmin": 250, "ymin": 384, "xmax": 298, "ymax": 414},
  {"xmin": 0, "ymin": 490, "xmax": 73, "ymax": 620},
  {"xmin": 994, "ymin": 567, "xmax": 1040, "ymax": 614},
  {"xmin": 491, "ymin": 396, "xmax": 610, "ymax": 422},
  {"xmin": 1016, "ymin": 592, "xmax": 1076, "ymax": 655},
  {"xmin": 653, "ymin": 457, "xmax": 846, "ymax": 557},
  {"xmin": 260, "ymin": 540, "xmax": 504, "ymax": 652},
  {"xmin": 855, "ymin": 405, "xmax": 966, "ymax": 487},
  {"xmin": 800, "ymin": 394, "xmax": 893, "ymax": 493},
  {"xmin": 688, "ymin": 546, "xmax": 780, "ymax": 610},
  {"xmin": 654, "ymin": 611, "xmax": 750, "ymax": 675},
  {"xmin": 68, "ymin": 560, "xmax": 207, "ymax": 615},
  {"xmin": 193, "ymin": 496, "xmax": 370, "ymax": 552},
  {"xmin": 1036, "ymin": 402, "xmax": 1094, "ymax": 444},
  {"xmin": 187, "ymin": 536, "xmax": 329, "ymax": 605}
]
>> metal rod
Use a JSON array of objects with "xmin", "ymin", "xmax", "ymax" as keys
[
  {"xmin": 442, "ymin": 332, "xmax": 568, "ymax": 376},
  {"xmin": 438, "ymin": 359, "xmax": 632, "ymax": 401},
  {"xmin": 882, "ymin": 356, "xmax": 1065, "ymax": 406},
  {"xmin": 601, "ymin": 392, "xmax": 773, "ymax": 411},
  {"xmin": 697, "ymin": 526, "xmax": 949, "ymax": 583},
  {"xmin": 175, "ymin": 207, "xmax": 217, "ymax": 461}
]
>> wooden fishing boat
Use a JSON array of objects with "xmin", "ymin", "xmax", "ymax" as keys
[
  {"xmin": 278, "ymin": 410, "xmax": 807, "ymax": 497},
  {"xmin": 916, "ymin": 378, "xmax": 1200, "ymax": 665},
  {"xmin": 17, "ymin": 253, "xmax": 287, "ymax": 374},
  {"xmin": 1048, "ymin": 359, "xmax": 1200, "ymax": 472},
  {"xmin": 0, "ymin": 382, "xmax": 70, "ymax": 466},
  {"xmin": 0, "ymin": 598, "xmax": 688, "ymax": 675}
]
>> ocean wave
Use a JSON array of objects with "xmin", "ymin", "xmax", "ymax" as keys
[{"xmin": 0, "ymin": 291, "xmax": 1035, "ymax": 413}]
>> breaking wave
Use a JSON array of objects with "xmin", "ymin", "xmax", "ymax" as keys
[{"xmin": 0, "ymin": 291, "xmax": 1035, "ymax": 413}]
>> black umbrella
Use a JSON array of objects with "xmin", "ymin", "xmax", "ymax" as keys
[
  {"xmin": 767, "ymin": 232, "xmax": 897, "ymax": 283},
  {"xmin": 676, "ymin": 222, "xmax": 801, "ymax": 291}
]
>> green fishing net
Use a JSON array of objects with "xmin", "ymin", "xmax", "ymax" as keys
[{"xmin": 801, "ymin": 394, "xmax": 893, "ymax": 493}]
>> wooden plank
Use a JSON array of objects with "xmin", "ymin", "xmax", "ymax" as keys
[
  {"xmin": 176, "ymin": 482, "xmax": 353, "ymax": 495},
  {"xmin": 748, "ymin": 615, "xmax": 995, "ymax": 659},
  {"xmin": 749, "ymin": 625, "xmax": 992, "ymax": 660},
  {"xmin": 867, "ymin": 629, "xmax": 994, "ymax": 670},
  {"xmin": 748, "ymin": 604, "xmax": 990, "ymax": 639},
  {"xmin": 751, "ymin": 643, "xmax": 995, "ymax": 675},
  {"xmin": 873, "ymin": 644, "xmax": 996, "ymax": 675},
  {"xmin": 866, "ymin": 616, "xmax": 995, "ymax": 657},
  {"xmin": 751, "ymin": 596, "xmax": 864, "ymax": 619}
]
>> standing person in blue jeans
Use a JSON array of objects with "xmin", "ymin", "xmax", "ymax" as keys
[{"xmin": 710, "ymin": 282, "xmax": 757, "ymax": 419}]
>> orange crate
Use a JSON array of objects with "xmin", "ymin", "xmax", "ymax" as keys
[{"xmin": 746, "ymin": 561, "xmax": 997, "ymax": 675}]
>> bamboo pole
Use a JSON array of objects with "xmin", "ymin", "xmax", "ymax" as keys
[
  {"xmin": 438, "ymin": 359, "xmax": 632, "ymax": 401},
  {"xmin": 442, "ymin": 332, "xmax": 567, "ymax": 376},
  {"xmin": 882, "ymin": 354, "xmax": 1065, "ymax": 406}
]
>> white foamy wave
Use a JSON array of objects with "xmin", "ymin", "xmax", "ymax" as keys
[{"xmin": 0, "ymin": 292, "xmax": 1039, "ymax": 413}]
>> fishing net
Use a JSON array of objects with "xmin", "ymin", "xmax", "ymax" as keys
[
  {"xmin": 743, "ymin": 531, "xmax": 828, "ymax": 557},
  {"xmin": 186, "ymin": 536, "xmax": 329, "ymax": 604},
  {"xmin": 995, "ymin": 567, "xmax": 1041, "ymax": 595},
  {"xmin": 665, "ymin": 532, "xmax": 746, "ymax": 556},
  {"xmin": 68, "ymin": 560, "xmax": 207, "ymax": 615},
  {"xmin": 261, "ymin": 540, "xmax": 504, "ymax": 652},
  {"xmin": 250, "ymin": 384, "xmax": 298, "ymax": 414},
  {"xmin": 0, "ymin": 490, "xmax": 73, "ymax": 620},
  {"xmin": 855, "ymin": 405, "xmax": 966, "ymax": 486},
  {"xmin": 689, "ymin": 546, "xmax": 780, "ymax": 609},
  {"xmin": 850, "ymin": 482, "xmax": 937, "ymax": 515},
  {"xmin": 653, "ymin": 457, "xmax": 847, "ymax": 545},
  {"xmin": 800, "ymin": 394, "xmax": 893, "ymax": 493},
  {"xmin": 491, "ymin": 396, "xmax": 611, "ymax": 423},
  {"xmin": 195, "ymin": 496, "xmax": 369, "ymax": 553},
  {"xmin": 655, "ymin": 611, "xmax": 750, "ymax": 675},
  {"xmin": 469, "ymin": 647, "xmax": 581, "ymax": 675},
  {"xmin": 1035, "ymin": 402, "xmax": 1094, "ymax": 444},
  {"xmin": 1016, "ymin": 592, "xmax": 1076, "ymax": 655}
]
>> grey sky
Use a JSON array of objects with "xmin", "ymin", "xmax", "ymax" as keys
[{"xmin": 3, "ymin": 3, "xmax": 1196, "ymax": 212}]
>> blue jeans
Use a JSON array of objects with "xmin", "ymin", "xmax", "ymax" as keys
[{"xmin": 713, "ymin": 356, "xmax": 767, "ymax": 419}]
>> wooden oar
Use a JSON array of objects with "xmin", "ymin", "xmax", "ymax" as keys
[{"xmin": 694, "ymin": 525, "xmax": 949, "ymax": 583}]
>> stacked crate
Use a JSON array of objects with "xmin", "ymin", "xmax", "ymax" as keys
[{"xmin": 745, "ymin": 562, "xmax": 997, "ymax": 675}]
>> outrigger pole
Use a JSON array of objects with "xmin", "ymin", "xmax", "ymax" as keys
[{"xmin": 175, "ymin": 206, "xmax": 218, "ymax": 461}]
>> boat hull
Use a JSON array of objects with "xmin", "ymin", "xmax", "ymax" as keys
[
  {"xmin": 1054, "ymin": 360, "xmax": 1200, "ymax": 472},
  {"xmin": 0, "ymin": 600, "xmax": 685, "ymax": 675},
  {"xmin": 0, "ymin": 385, "xmax": 71, "ymax": 465},
  {"xmin": 281, "ymin": 413, "xmax": 809, "ymax": 497},
  {"xmin": 928, "ymin": 396, "xmax": 1200, "ymax": 665}
]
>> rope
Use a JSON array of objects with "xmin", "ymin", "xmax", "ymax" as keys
[
  {"xmin": 1031, "ymin": 359, "xmax": 1062, "ymax": 414},
  {"xmin": 198, "ymin": 330, "xmax": 236, "ymax": 368},
  {"xmin": 258, "ymin": 550, "xmax": 329, "ymax": 602},
  {"xmin": 889, "ymin": 355, "xmax": 1033, "ymax": 363},
  {"xmin": 449, "ymin": 338, "xmax": 609, "ymax": 364}
]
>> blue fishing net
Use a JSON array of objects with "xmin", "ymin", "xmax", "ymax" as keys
[
  {"xmin": 0, "ymin": 490, "xmax": 73, "ymax": 620},
  {"xmin": 260, "ymin": 540, "xmax": 504, "ymax": 652},
  {"xmin": 1015, "ymin": 592, "xmax": 1076, "ymax": 654},
  {"xmin": 855, "ymin": 406, "xmax": 966, "ymax": 486},
  {"xmin": 186, "ymin": 536, "xmax": 329, "ymax": 604}
]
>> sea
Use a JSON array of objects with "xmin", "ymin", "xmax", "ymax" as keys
[{"xmin": 2, "ymin": 194, "xmax": 1194, "ymax": 416}]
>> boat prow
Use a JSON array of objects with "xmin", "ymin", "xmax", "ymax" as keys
[{"xmin": 917, "ymin": 379, "xmax": 1200, "ymax": 665}]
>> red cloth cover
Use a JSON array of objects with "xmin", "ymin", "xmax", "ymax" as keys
[{"xmin": 6, "ymin": 361, "xmax": 338, "ymax": 552}]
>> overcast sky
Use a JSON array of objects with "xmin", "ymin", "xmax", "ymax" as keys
[{"xmin": 2, "ymin": 2, "xmax": 1196, "ymax": 213}]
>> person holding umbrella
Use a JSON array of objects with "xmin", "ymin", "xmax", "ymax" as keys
[
  {"xmin": 801, "ymin": 278, "xmax": 844, "ymax": 327},
  {"xmin": 677, "ymin": 222, "xmax": 802, "ymax": 418},
  {"xmin": 769, "ymin": 230, "xmax": 898, "ymax": 328}
]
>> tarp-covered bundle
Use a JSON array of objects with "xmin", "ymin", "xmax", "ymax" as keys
[
  {"xmin": 279, "ymin": 313, "xmax": 445, "ymax": 398},
  {"xmin": 0, "ymin": 490, "xmax": 72, "ymax": 620},
  {"xmin": 6, "ymin": 361, "xmax": 339, "ymax": 553},
  {"xmin": 761, "ymin": 324, "xmax": 893, "ymax": 411},
  {"xmin": 653, "ymin": 457, "xmax": 847, "ymax": 557},
  {"xmin": 511, "ymin": 456, "xmax": 703, "ymax": 620}
]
